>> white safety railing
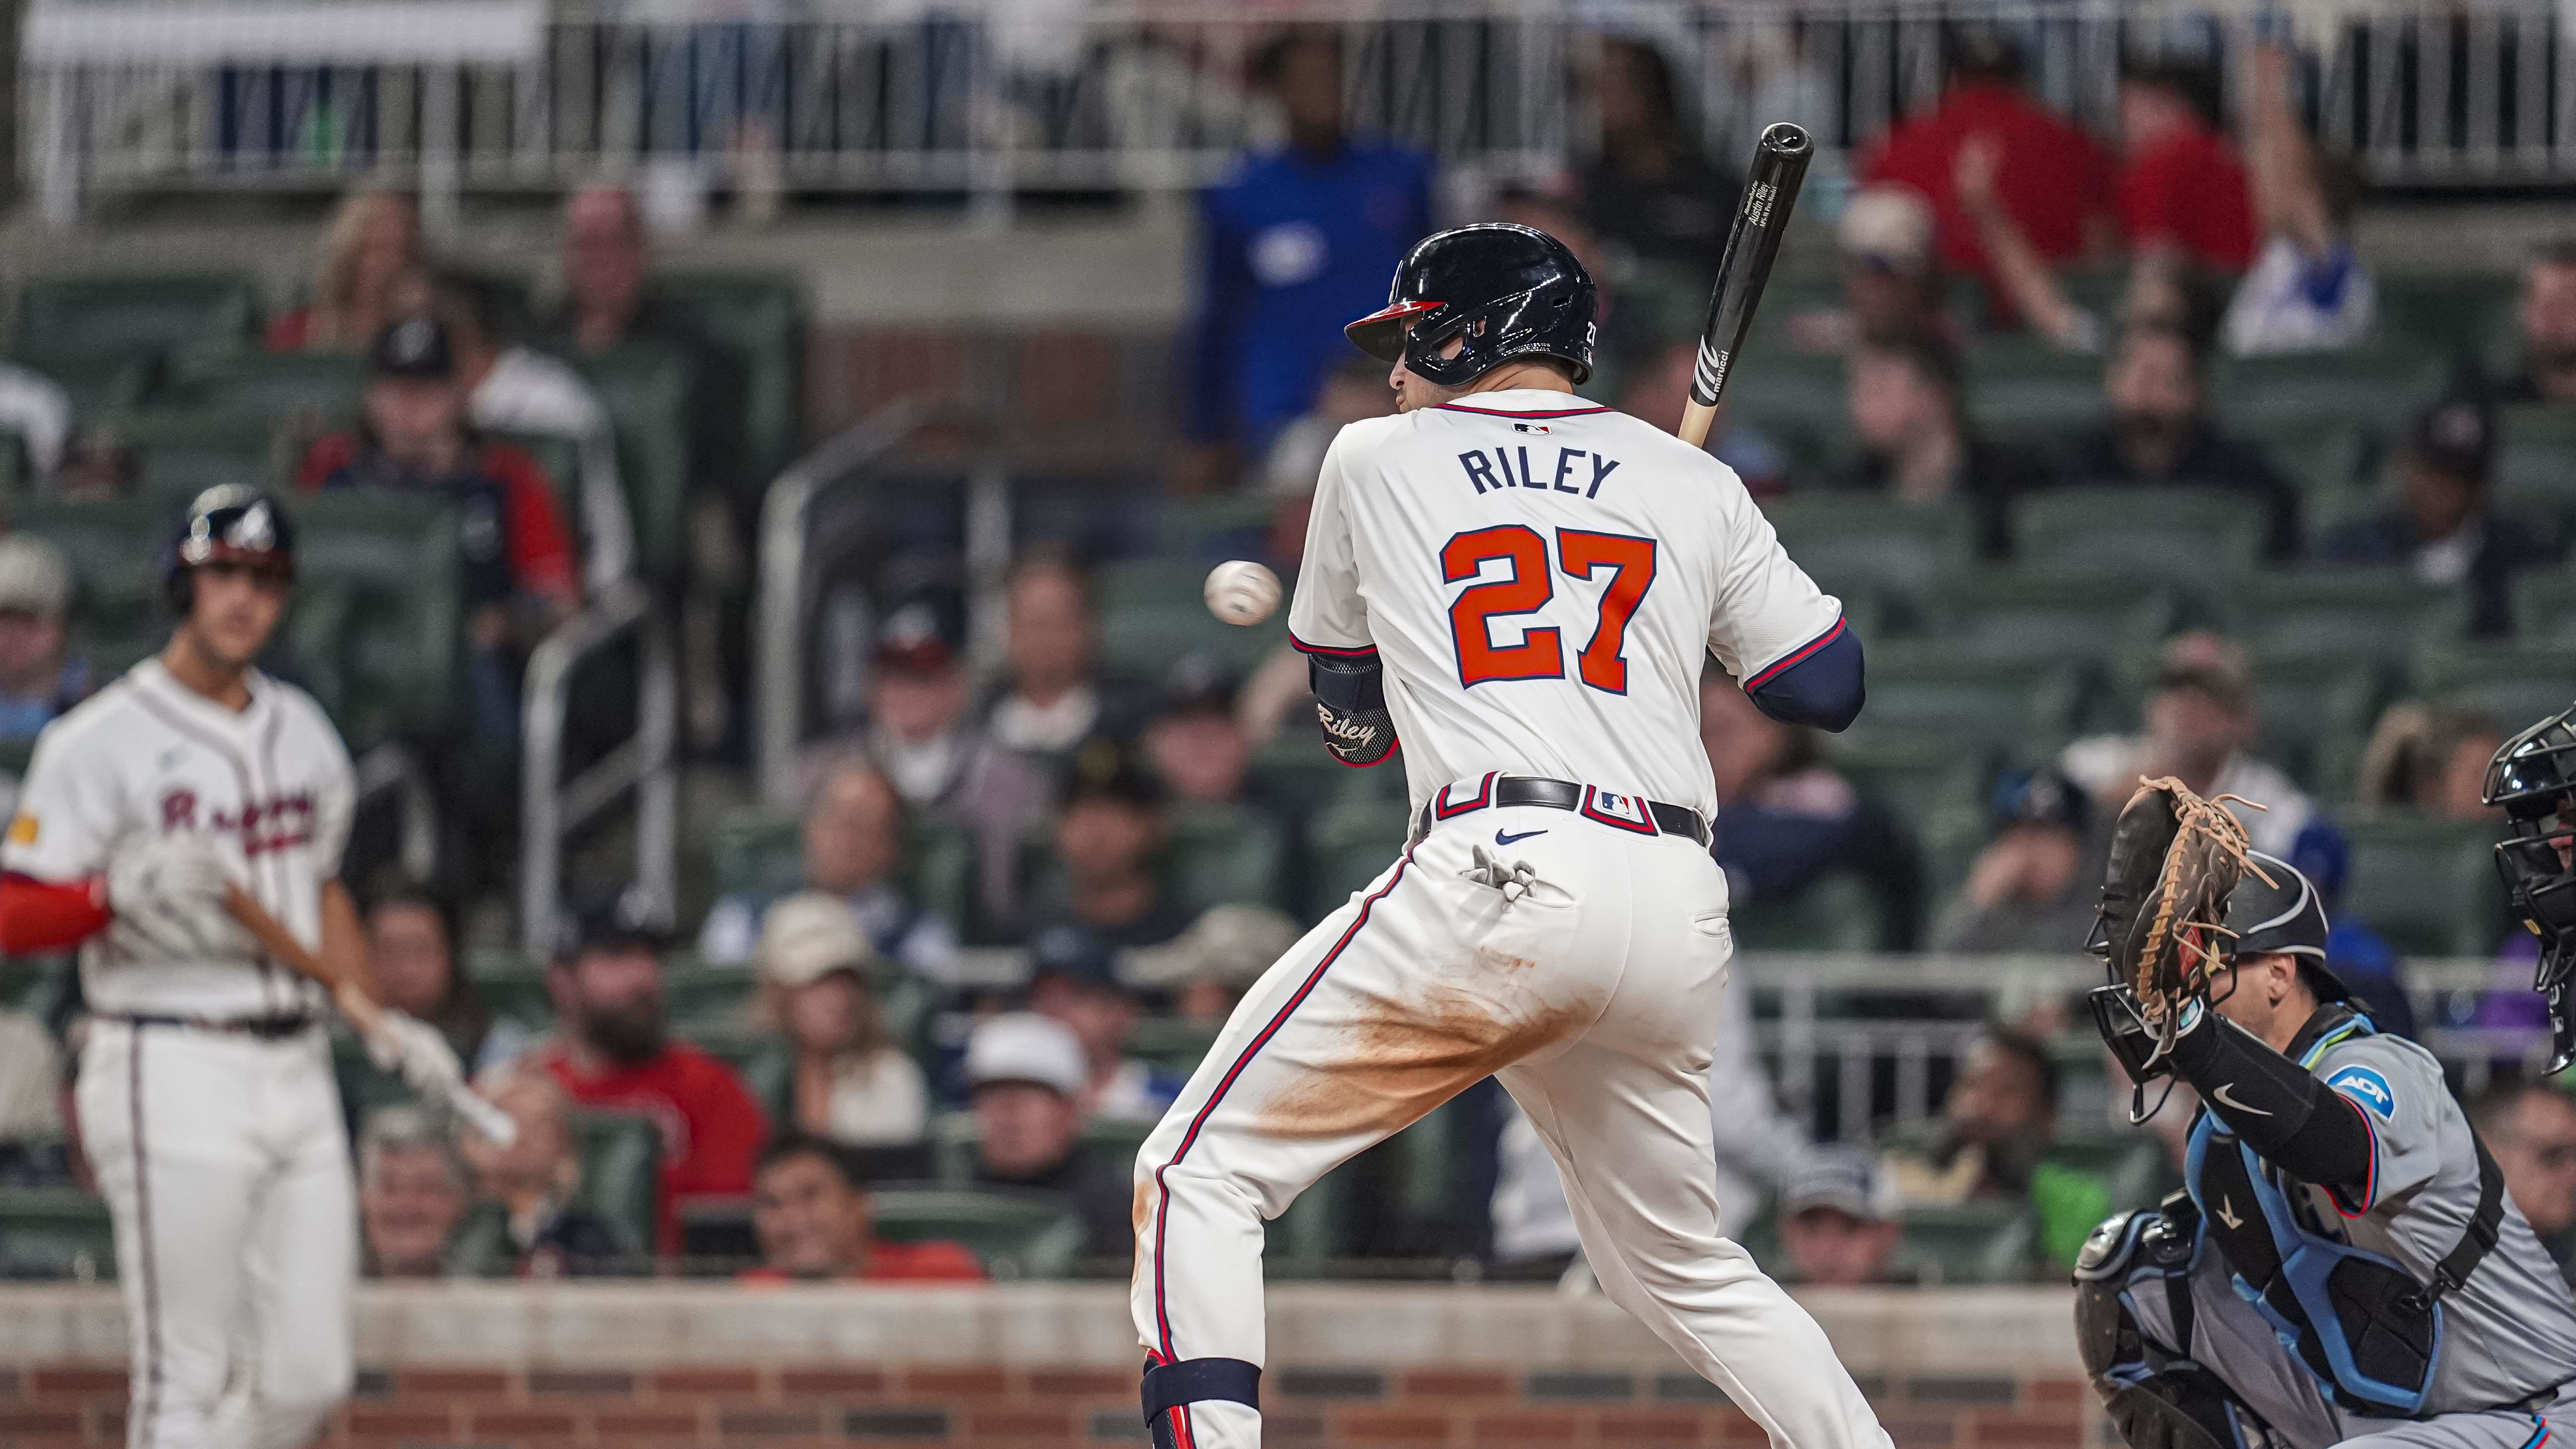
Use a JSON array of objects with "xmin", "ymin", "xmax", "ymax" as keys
[
  {"xmin": 24, "ymin": 0, "xmax": 2576, "ymax": 227},
  {"xmin": 520, "ymin": 579, "xmax": 678, "ymax": 956}
]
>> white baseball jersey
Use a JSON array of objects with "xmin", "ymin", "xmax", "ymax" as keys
[
  {"xmin": 1287, "ymin": 389, "xmax": 1845, "ymax": 818},
  {"xmin": 3, "ymin": 658, "xmax": 355, "ymax": 1018}
]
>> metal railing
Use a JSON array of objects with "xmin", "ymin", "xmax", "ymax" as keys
[
  {"xmin": 754, "ymin": 399, "xmax": 926, "ymax": 810},
  {"xmin": 24, "ymin": 0, "xmax": 2576, "ymax": 227},
  {"xmin": 520, "ymin": 579, "xmax": 678, "ymax": 955}
]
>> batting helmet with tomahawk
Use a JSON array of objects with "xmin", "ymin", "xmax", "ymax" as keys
[
  {"xmin": 1344, "ymin": 223, "xmax": 1599, "ymax": 388},
  {"xmin": 163, "ymin": 484, "xmax": 296, "ymax": 616}
]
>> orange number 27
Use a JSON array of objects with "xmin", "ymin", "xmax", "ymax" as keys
[{"xmin": 1442, "ymin": 525, "xmax": 1658, "ymax": 692}]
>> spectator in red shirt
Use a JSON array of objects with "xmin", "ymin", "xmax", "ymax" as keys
[
  {"xmin": 297, "ymin": 314, "xmax": 582, "ymax": 758},
  {"xmin": 530, "ymin": 895, "xmax": 770, "ymax": 1258},
  {"xmin": 1857, "ymin": 28, "xmax": 2115, "ymax": 323},
  {"xmin": 2117, "ymin": 59, "xmax": 2257, "ymax": 275},
  {"xmin": 739, "ymin": 1134, "xmax": 985, "ymax": 1284}
]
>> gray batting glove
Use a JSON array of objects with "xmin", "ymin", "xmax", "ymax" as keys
[
  {"xmin": 1463, "ymin": 843, "xmax": 1543, "ymax": 906},
  {"xmin": 369, "ymin": 1010, "xmax": 464, "ymax": 1099},
  {"xmin": 105, "ymin": 831, "xmax": 248, "ymax": 956}
]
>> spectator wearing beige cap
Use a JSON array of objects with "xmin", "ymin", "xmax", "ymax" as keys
[
  {"xmin": 746, "ymin": 892, "xmax": 929, "ymax": 1153},
  {"xmin": 0, "ymin": 534, "xmax": 87, "ymax": 747},
  {"xmin": 1787, "ymin": 185, "xmax": 1950, "ymax": 354},
  {"xmin": 963, "ymin": 1012, "xmax": 1132, "ymax": 1262}
]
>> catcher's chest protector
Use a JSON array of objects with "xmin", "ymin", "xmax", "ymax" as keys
[{"xmin": 2182, "ymin": 1013, "xmax": 2505, "ymax": 1418}]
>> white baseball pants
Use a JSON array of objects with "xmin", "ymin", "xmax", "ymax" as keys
[
  {"xmin": 77, "ymin": 1020, "xmax": 356, "ymax": 1449},
  {"xmin": 1130, "ymin": 795, "xmax": 1892, "ymax": 1449}
]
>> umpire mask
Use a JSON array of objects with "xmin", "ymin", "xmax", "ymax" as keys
[{"xmin": 2484, "ymin": 700, "xmax": 2576, "ymax": 1072}]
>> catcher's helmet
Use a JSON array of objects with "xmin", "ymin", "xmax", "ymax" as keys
[
  {"xmin": 1345, "ymin": 223, "xmax": 1598, "ymax": 388},
  {"xmin": 2485, "ymin": 700, "xmax": 2576, "ymax": 1071},
  {"xmin": 2219, "ymin": 850, "xmax": 2346, "ymax": 1002},
  {"xmin": 163, "ymin": 484, "xmax": 296, "ymax": 616}
]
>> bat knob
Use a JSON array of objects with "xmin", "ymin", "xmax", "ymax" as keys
[{"xmin": 1759, "ymin": 121, "xmax": 1813, "ymax": 156}]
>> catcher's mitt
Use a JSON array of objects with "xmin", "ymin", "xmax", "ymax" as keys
[{"xmin": 2092, "ymin": 777, "xmax": 2274, "ymax": 1057}]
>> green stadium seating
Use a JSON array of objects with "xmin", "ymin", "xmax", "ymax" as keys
[
  {"xmin": 871, "ymin": 1187, "xmax": 1086, "ymax": 1279},
  {"xmin": 569, "ymin": 1110, "xmax": 663, "ymax": 1258},
  {"xmin": 2511, "ymin": 568, "xmax": 2576, "ymax": 643},
  {"xmin": 1844, "ymin": 642, "xmax": 2089, "ymax": 756},
  {"xmin": 645, "ymin": 272, "xmax": 806, "ymax": 487},
  {"xmin": 710, "ymin": 811, "xmax": 801, "ymax": 899},
  {"xmin": 2338, "ymin": 812, "xmax": 2511, "ymax": 955},
  {"xmin": 117, "ymin": 405, "xmax": 283, "ymax": 501},
  {"xmin": 1128, "ymin": 1017, "xmax": 1221, "ymax": 1074},
  {"xmin": 1964, "ymin": 342, "xmax": 2103, "ymax": 441},
  {"xmin": 1893, "ymin": 1201, "xmax": 2037, "ymax": 1286},
  {"xmin": 464, "ymin": 947, "xmax": 551, "ymax": 1023},
  {"xmin": 666, "ymin": 962, "xmax": 759, "ymax": 1032},
  {"xmin": 8, "ymin": 495, "xmax": 167, "ymax": 643},
  {"xmin": 26, "ymin": 353, "xmax": 154, "ymax": 419},
  {"xmin": 2212, "ymin": 347, "xmax": 2446, "ymax": 433},
  {"xmin": 13, "ymin": 272, "xmax": 258, "ymax": 363},
  {"xmin": 2410, "ymin": 642, "xmax": 2576, "ymax": 733},
  {"xmin": 1719, "ymin": 345, "xmax": 1847, "ymax": 467},
  {"xmin": 0, "ymin": 1187, "xmax": 116, "ymax": 1281},
  {"xmin": 1726, "ymin": 872, "xmax": 1885, "ymax": 952},
  {"xmin": 2010, "ymin": 487, "xmax": 2269, "ymax": 584},
  {"xmin": 1824, "ymin": 735, "xmax": 1989, "ymax": 826},
  {"xmin": 185, "ymin": 352, "xmax": 364, "ymax": 424},
  {"xmin": 293, "ymin": 492, "xmax": 465, "ymax": 749},
  {"xmin": 1097, "ymin": 598, "xmax": 1287, "ymax": 677},
  {"xmin": 1302, "ymin": 794, "xmax": 1411, "ymax": 918},
  {"xmin": 1762, "ymin": 497, "xmax": 1976, "ymax": 625},
  {"xmin": 1265, "ymin": 1165, "xmax": 1353, "ymax": 1278},
  {"xmin": 1925, "ymin": 572, "xmax": 2179, "ymax": 666},
  {"xmin": 574, "ymin": 345, "xmax": 696, "ymax": 579},
  {"xmin": 2496, "ymin": 405, "xmax": 2576, "ymax": 533},
  {"xmin": 2373, "ymin": 273, "xmax": 2518, "ymax": 356},
  {"xmin": 1166, "ymin": 800, "xmax": 1292, "ymax": 914},
  {"xmin": 2223, "ymin": 569, "xmax": 2470, "ymax": 665},
  {"xmin": 2233, "ymin": 415, "xmax": 2373, "ymax": 499},
  {"xmin": 334, "ymin": 1032, "xmax": 415, "ymax": 1120},
  {"xmin": 1157, "ymin": 497, "xmax": 1272, "ymax": 557}
]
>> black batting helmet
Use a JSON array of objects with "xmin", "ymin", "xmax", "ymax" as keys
[
  {"xmin": 2485, "ymin": 701, "xmax": 2576, "ymax": 1071},
  {"xmin": 1345, "ymin": 224, "xmax": 1598, "ymax": 388},
  {"xmin": 163, "ymin": 484, "xmax": 296, "ymax": 616}
]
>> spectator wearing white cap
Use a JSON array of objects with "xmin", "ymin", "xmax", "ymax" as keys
[
  {"xmin": 0, "ymin": 534, "xmax": 87, "ymax": 746},
  {"xmin": 1787, "ymin": 186, "xmax": 1950, "ymax": 354},
  {"xmin": 963, "ymin": 1012, "xmax": 1131, "ymax": 1262},
  {"xmin": 1774, "ymin": 1146, "xmax": 1905, "ymax": 1287},
  {"xmin": 747, "ymin": 892, "xmax": 929, "ymax": 1151}
]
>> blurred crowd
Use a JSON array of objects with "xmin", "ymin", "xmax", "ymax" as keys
[{"xmin": 2, "ymin": 19, "xmax": 2576, "ymax": 1291}]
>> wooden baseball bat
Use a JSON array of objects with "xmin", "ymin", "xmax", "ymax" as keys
[
  {"xmin": 1678, "ymin": 122, "xmax": 1815, "ymax": 449},
  {"xmin": 223, "ymin": 885, "xmax": 517, "ymax": 1146}
]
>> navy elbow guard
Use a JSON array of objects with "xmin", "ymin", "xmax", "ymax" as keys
[
  {"xmin": 1744, "ymin": 621, "xmax": 1864, "ymax": 733},
  {"xmin": 1309, "ymin": 652, "xmax": 1397, "ymax": 767}
]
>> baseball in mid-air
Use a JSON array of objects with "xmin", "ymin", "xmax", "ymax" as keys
[{"xmin": 1204, "ymin": 560, "xmax": 1281, "ymax": 626}]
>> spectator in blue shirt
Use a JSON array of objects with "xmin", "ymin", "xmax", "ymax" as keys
[{"xmin": 1180, "ymin": 27, "xmax": 1432, "ymax": 488}]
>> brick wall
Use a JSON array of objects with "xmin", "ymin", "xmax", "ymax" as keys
[{"xmin": 0, "ymin": 1361, "xmax": 2102, "ymax": 1448}]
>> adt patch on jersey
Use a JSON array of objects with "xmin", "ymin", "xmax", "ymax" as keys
[
  {"xmin": 5, "ymin": 814, "xmax": 33, "ymax": 845},
  {"xmin": 2327, "ymin": 1064, "xmax": 2398, "ymax": 1120}
]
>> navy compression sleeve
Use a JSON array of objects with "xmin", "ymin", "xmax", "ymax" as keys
[{"xmin": 1745, "ymin": 623, "xmax": 1865, "ymax": 733}]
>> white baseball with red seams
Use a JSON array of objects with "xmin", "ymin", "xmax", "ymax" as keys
[
  {"xmin": 1129, "ymin": 391, "xmax": 1888, "ymax": 1449},
  {"xmin": 4, "ymin": 657, "xmax": 359, "ymax": 1449},
  {"xmin": 1202, "ymin": 559, "xmax": 1281, "ymax": 626}
]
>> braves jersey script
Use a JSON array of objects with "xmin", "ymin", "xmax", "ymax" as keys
[
  {"xmin": 3, "ymin": 658, "xmax": 355, "ymax": 1018},
  {"xmin": 1288, "ymin": 389, "xmax": 1844, "ymax": 818}
]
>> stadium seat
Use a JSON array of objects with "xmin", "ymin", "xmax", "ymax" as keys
[
  {"xmin": 8, "ymin": 495, "xmax": 168, "ymax": 643},
  {"xmin": 665, "ymin": 962, "xmax": 759, "ymax": 1033},
  {"xmin": 2010, "ymin": 487, "xmax": 2269, "ymax": 584},
  {"xmin": 2212, "ymin": 347, "xmax": 2445, "ymax": 433},
  {"xmin": 185, "ymin": 352, "xmax": 365, "ymax": 424},
  {"xmin": 1156, "ymin": 496, "xmax": 1272, "ymax": 558},
  {"xmin": 709, "ymin": 811, "xmax": 801, "ymax": 899},
  {"xmin": 569, "ymin": 1110, "xmax": 663, "ymax": 1258},
  {"xmin": 0, "ymin": 1187, "xmax": 116, "ymax": 1281},
  {"xmin": 573, "ymin": 345, "xmax": 695, "ymax": 579},
  {"xmin": 464, "ymin": 947, "xmax": 551, "ymax": 1024},
  {"xmin": 1166, "ymin": 800, "xmax": 1292, "ymax": 914},
  {"xmin": 1096, "ymin": 597, "xmax": 1287, "ymax": 677},
  {"xmin": 926, "ymin": 1110, "xmax": 1160, "ymax": 1192},
  {"xmin": 1842, "ymin": 641, "xmax": 2090, "ymax": 756},
  {"xmin": 1302, "ymin": 794, "xmax": 1411, "ymax": 919},
  {"xmin": 2496, "ymin": 406, "xmax": 2576, "ymax": 533},
  {"xmin": 118, "ymin": 405, "xmax": 283, "ymax": 501},
  {"xmin": 1719, "ymin": 345, "xmax": 1847, "ymax": 467},
  {"xmin": 2233, "ymin": 415, "xmax": 2374, "ymax": 500},
  {"xmin": 12, "ymin": 271, "xmax": 258, "ymax": 364},
  {"xmin": 1824, "ymin": 735, "xmax": 1989, "ymax": 827},
  {"xmin": 1894, "ymin": 1201, "xmax": 2037, "ymax": 1286},
  {"xmin": 1762, "ymin": 496, "xmax": 1976, "ymax": 626},
  {"xmin": 2373, "ymin": 272, "xmax": 2518, "ymax": 356},
  {"xmin": 645, "ymin": 272, "xmax": 806, "ymax": 488},
  {"xmin": 2337, "ymin": 813, "xmax": 2512, "ymax": 956},
  {"xmin": 1725, "ymin": 872, "xmax": 1885, "ymax": 952},
  {"xmin": 2409, "ymin": 642, "xmax": 2576, "ymax": 733},
  {"xmin": 294, "ymin": 492, "xmax": 465, "ymax": 748},
  {"xmin": 1265, "ymin": 1165, "xmax": 1354, "ymax": 1278},
  {"xmin": 1925, "ymin": 572, "xmax": 2179, "ymax": 666},
  {"xmin": 1128, "ymin": 1017, "xmax": 1221, "ymax": 1074},
  {"xmin": 871, "ymin": 1187, "xmax": 1086, "ymax": 1279},
  {"xmin": 2511, "ymin": 568, "xmax": 2576, "ymax": 643},
  {"xmin": 23, "ymin": 353, "xmax": 154, "ymax": 421},
  {"xmin": 1963, "ymin": 342, "xmax": 2103, "ymax": 441},
  {"xmin": 2223, "ymin": 569, "xmax": 2470, "ymax": 665}
]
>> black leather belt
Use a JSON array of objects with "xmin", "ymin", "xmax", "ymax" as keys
[
  {"xmin": 116, "ymin": 1013, "xmax": 317, "ymax": 1040},
  {"xmin": 1413, "ymin": 775, "xmax": 1711, "ymax": 848}
]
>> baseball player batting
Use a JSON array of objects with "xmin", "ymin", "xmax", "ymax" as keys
[
  {"xmin": 1128, "ymin": 224, "xmax": 1885, "ymax": 1449},
  {"xmin": 0, "ymin": 486, "xmax": 467, "ymax": 1449},
  {"xmin": 2080, "ymin": 774, "xmax": 2576, "ymax": 1449}
]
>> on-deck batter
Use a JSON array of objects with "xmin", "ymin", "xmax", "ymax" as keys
[
  {"xmin": 0, "ymin": 487, "xmax": 461, "ymax": 1449},
  {"xmin": 1128, "ymin": 224, "xmax": 1890, "ymax": 1449}
]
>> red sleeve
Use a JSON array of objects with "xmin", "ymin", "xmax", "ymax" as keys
[
  {"xmin": 486, "ymin": 445, "xmax": 580, "ymax": 597},
  {"xmin": 0, "ymin": 872, "xmax": 109, "ymax": 954},
  {"xmin": 294, "ymin": 433, "xmax": 357, "ymax": 493},
  {"xmin": 672, "ymin": 1049, "xmax": 770, "ymax": 1198},
  {"xmin": 2119, "ymin": 145, "xmax": 2193, "ymax": 254}
]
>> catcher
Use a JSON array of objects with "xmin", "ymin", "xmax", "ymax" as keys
[{"xmin": 2078, "ymin": 778, "xmax": 2576, "ymax": 1449}]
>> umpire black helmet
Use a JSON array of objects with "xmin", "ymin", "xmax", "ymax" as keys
[
  {"xmin": 162, "ymin": 484, "xmax": 296, "ymax": 616},
  {"xmin": 2220, "ymin": 850, "xmax": 2347, "ymax": 1002},
  {"xmin": 2485, "ymin": 703, "xmax": 2576, "ymax": 1069},
  {"xmin": 1345, "ymin": 224, "xmax": 1598, "ymax": 388}
]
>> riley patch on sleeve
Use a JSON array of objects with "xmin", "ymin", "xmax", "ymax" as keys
[{"xmin": 2326, "ymin": 1064, "xmax": 2398, "ymax": 1120}]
